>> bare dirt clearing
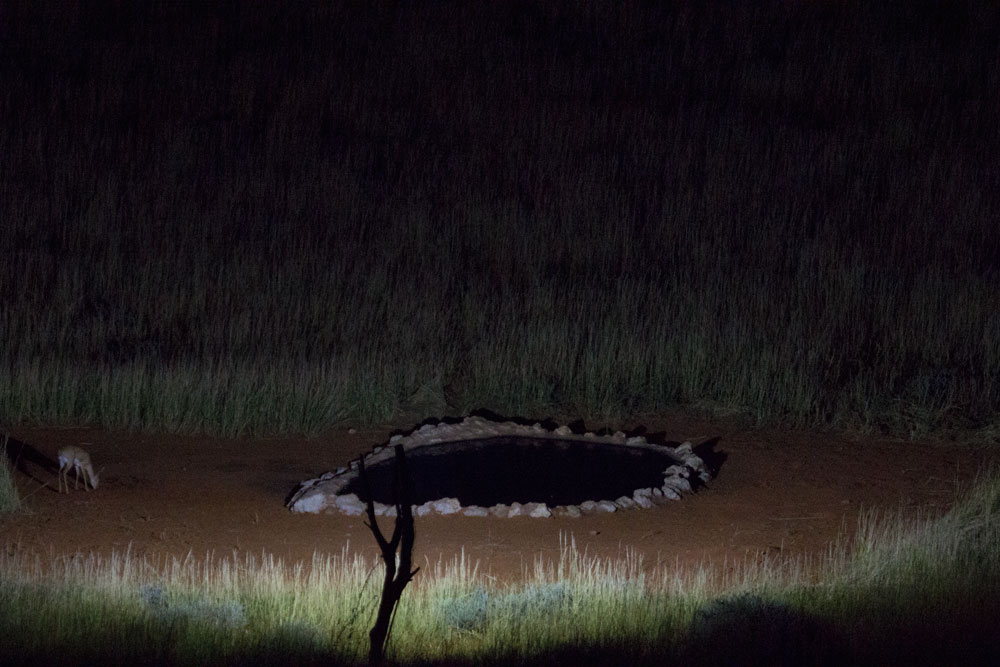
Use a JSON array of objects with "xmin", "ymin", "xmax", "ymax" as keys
[{"xmin": 3, "ymin": 414, "xmax": 996, "ymax": 583}]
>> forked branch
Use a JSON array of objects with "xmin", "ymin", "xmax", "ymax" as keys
[{"xmin": 359, "ymin": 444, "xmax": 419, "ymax": 665}]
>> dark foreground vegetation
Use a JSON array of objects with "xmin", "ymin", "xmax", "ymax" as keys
[{"xmin": 2, "ymin": 1, "xmax": 998, "ymax": 437}]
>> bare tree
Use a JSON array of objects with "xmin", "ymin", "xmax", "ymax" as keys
[{"xmin": 358, "ymin": 444, "xmax": 419, "ymax": 665}]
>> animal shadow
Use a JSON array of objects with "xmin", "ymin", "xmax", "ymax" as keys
[{"xmin": 2, "ymin": 434, "xmax": 59, "ymax": 490}]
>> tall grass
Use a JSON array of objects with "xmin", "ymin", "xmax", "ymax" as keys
[
  {"xmin": 2, "ymin": 474, "xmax": 999, "ymax": 665},
  {"xmin": 1, "ymin": 2, "xmax": 997, "ymax": 436},
  {"xmin": 0, "ymin": 434, "xmax": 23, "ymax": 514}
]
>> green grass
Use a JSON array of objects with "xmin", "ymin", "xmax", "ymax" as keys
[
  {"xmin": 1, "ymin": 2, "xmax": 998, "ymax": 437},
  {"xmin": 2, "ymin": 473, "xmax": 999, "ymax": 665}
]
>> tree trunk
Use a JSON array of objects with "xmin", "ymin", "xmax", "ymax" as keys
[{"xmin": 359, "ymin": 444, "xmax": 418, "ymax": 666}]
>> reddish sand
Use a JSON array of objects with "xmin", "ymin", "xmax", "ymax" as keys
[{"xmin": 2, "ymin": 414, "xmax": 996, "ymax": 584}]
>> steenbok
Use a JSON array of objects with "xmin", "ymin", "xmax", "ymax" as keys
[{"xmin": 57, "ymin": 446, "xmax": 99, "ymax": 493}]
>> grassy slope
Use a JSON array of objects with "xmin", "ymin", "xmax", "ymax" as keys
[{"xmin": 1, "ymin": 1, "xmax": 997, "ymax": 437}]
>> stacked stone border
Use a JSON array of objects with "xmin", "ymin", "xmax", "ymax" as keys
[{"xmin": 287, "ymin": 415, "xmax": 712, "ymax": 518}]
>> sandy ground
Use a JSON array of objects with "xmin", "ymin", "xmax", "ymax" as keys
[{"xmin": 3, "ymin": 413, "xmax": 996, "ymax": 584}]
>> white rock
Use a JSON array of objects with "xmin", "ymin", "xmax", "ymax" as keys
[
  {"xmin": 291, "ymin": 491, "xmax": 327, "ymax": 514},
  {"xmin": 463, "ymin": 506, "xmax": 489, "ymax": 517},
  {"xmin": 526, "ymin": 503, "xmax": 551, "ymax": 518},
  {"xmin": 415, "ymin": 502, "xmax": 434, "ymax": 517},
  {"xmin": 564, "ymin": 505, "xmax": 581, "ymax": 517},
  {"xmin": 507, "ymin": 502, "xmax": 523, "ymax": 517},
  {"xmin": 580, "ymin": 500, "xmax": 598, "ymax": 512},
  {"xmin": 614, "ymin": 496, "xmax": 636, "ymax": 509},
  {"xmin": 596, "ymin": 500, "xmax": 618, "ymax": 513},
  {"xmin": 633, "ymin": 493, "xmax": 654, "ymax": 509},
  {"xmin": 334, "ymin": 494, "xmax": 366, "ymax": 516},
  {"xmin": 431, "ymin": 498, "xmax": 461, "ymax": 515},
  {"xmin": 663, "ymin": 476, "xmax": 692, "ymax": 494},
  {"xmin": 660, "ymin": 486, "xmax": 681, "ymax": 500},
  {"xmin": 490, "ymin": 504, "xmax": 510, "ymax": 518}
]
